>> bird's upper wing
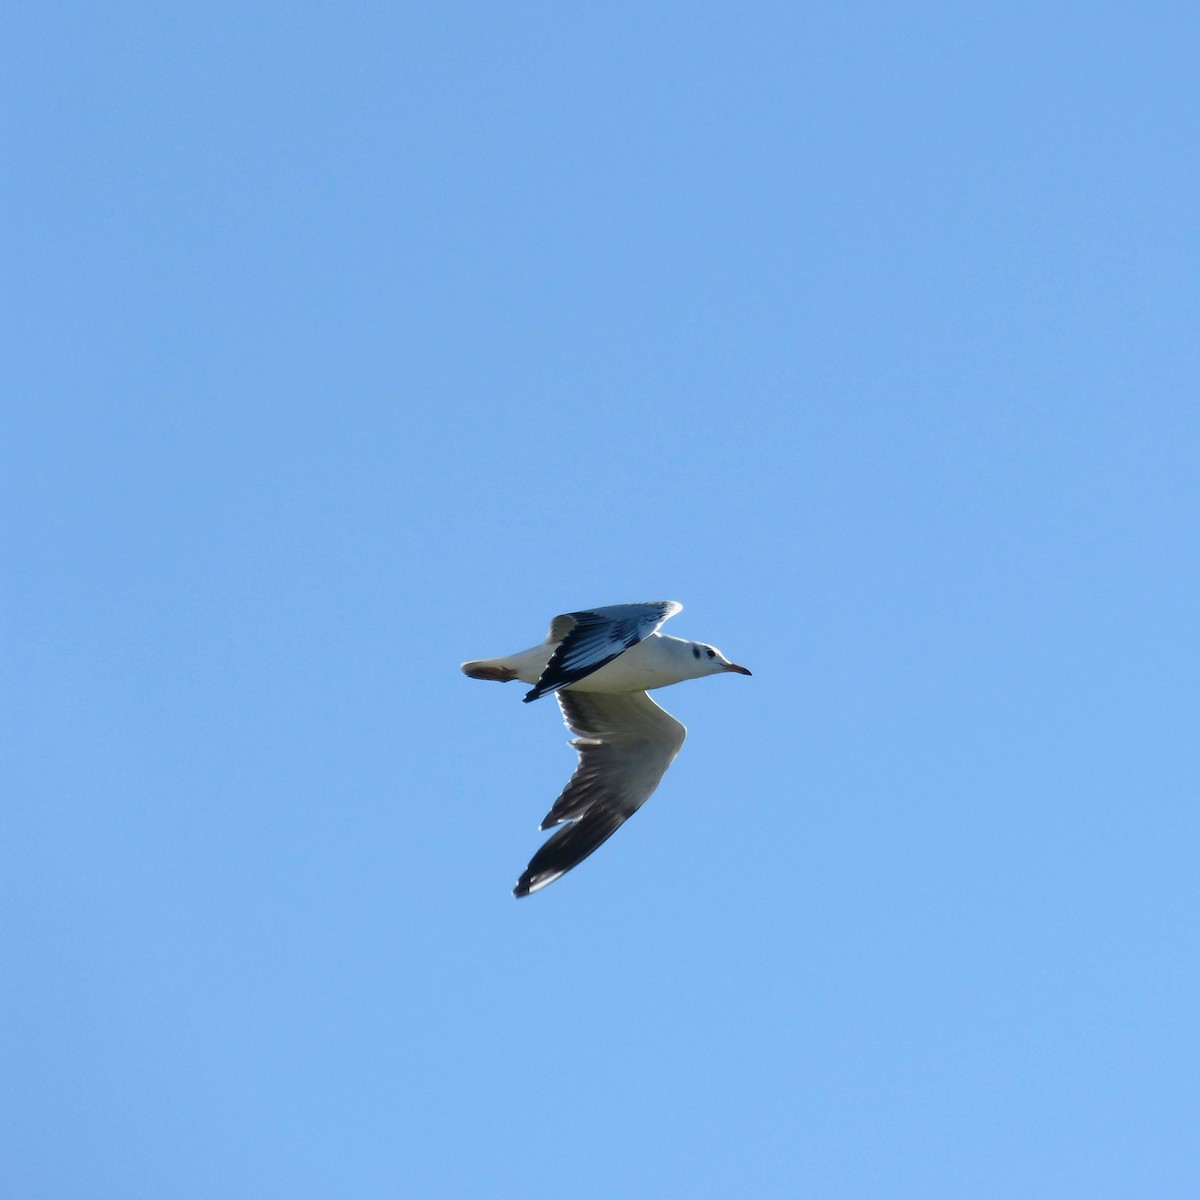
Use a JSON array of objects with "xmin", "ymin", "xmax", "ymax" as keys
[
  {"xmin": 513, "ymin": 690, "xmax": 686, "ymax": 897},
  {"xmin": 524, "ymin": 600, "xmax": 682, "ymax": 703}
]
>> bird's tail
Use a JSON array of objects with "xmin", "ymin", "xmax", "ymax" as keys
[
  {"xmin": 461, "ymin": 657, "xmax": 518, "ymax": 683},
  {"xmin": 461, "ymin": 642, "xmax": 551, "ymax": 685}
]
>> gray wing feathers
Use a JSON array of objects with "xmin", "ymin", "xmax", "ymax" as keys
[
  {"xmin": 524, "ymin": 601, "xmax": 682, "ymax": 703},
  {"xmin": 540, "ymin": 691, "xmax": 686, "ymax": 827},
  {"xmin": 545, "ymin": 613, "xmax": 576, "ymax": 643}
]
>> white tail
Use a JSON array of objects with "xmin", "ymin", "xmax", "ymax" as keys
[{"xmin": 461, "ymin": 658, "xmax": 518, "ymax": 683}]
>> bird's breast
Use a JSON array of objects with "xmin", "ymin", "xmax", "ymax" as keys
[{"xmin": 564, "ymin": 636, "xmax": 681, "ymax": 693}]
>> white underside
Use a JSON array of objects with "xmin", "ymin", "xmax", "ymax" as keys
[{"xmin": 502, "ymin": 633, "xmax": 685, "ymax": 693}]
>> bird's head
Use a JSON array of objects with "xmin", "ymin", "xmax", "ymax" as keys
[{"xmin": 686, "ymin": 641, "xmax": 752, "ymax": 679}]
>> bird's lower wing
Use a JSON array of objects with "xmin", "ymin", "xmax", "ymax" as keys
[{"xmin": 513, "ymin": 691, "xmax": 686, "ymax": 897}]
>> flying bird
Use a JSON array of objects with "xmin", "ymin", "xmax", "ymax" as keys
[{"xmin": 461, "ymin": 601, "xmax": 751, "ymax": 897}]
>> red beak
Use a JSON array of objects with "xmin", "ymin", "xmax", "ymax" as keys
[{"xmin": 724, "ymin": 663, "xmax": 752, "ymax": 675}]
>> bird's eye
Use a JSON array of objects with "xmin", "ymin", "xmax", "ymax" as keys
[{"xmin": 706, "ymin": 648, "xmax": 715, "ymax": 658}]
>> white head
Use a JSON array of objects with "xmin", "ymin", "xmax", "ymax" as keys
[{"xmin": 681, "ymin": 639, "xmax": 752, "ymax": 679}]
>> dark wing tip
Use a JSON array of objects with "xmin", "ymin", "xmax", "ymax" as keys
[
  {"xmin": 513, "ymin": 862, "xmax": 556, "ymax": 897},
  {"xmin": 510, "ymin": 808, "xmax": 628, "ymax": 899}
]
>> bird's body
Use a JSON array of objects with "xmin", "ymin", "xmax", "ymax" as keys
[
  {"xmin": 464, "ymin": 631, "xmax": 722, "ymax": 694},
  {"xmin": 461, "ymin": 601, "xmax": 750, "ymax": 897}
]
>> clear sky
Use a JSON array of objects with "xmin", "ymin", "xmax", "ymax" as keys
[{"xmin": 6, "ymin": 4, "xmax": 1199, "ymax": 1197}]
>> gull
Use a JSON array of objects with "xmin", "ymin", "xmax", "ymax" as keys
[{"xmin": 461, "ymin": 601, "xmax": 751, "ymax": 897}]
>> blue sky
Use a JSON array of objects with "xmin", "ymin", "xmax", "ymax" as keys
[{"xmin": 5, "ymin": 3, "xmax": 1199, "ymax": 1197}]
